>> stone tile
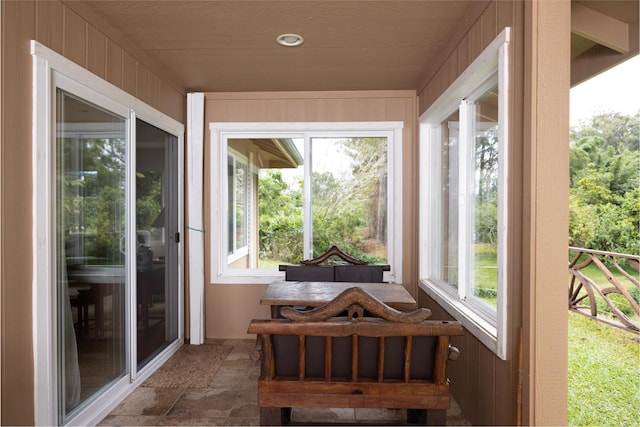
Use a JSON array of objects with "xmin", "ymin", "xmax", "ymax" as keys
[
  {"xmin": 224, "ymin": 338, "xmax": 257, "ymax": 352},
  {"xmin": 355, "ymin": 408, "xmax": 406, "ymax": 423},
  {"xmin": 98, "ymin": 339, "xmax": 471, "ymax": 426},
  {"xmin": 447, "ymin": 397, "xmax": 471, "ymax": 426},
  {"xmin": 109, "ymin": 387, "xmax": 184, "ymax": 416},
  {"xmin": 209, "ymin": 360, "xmax": 260, "ymax": 390},
  {"xmin": 224, "ymin": 417, "xmax": 259, "ymax": 426},
  {"xmin": 167, "ymin": 388, "xmax": 238, "ymax": 418},
  {"xmin": 98, "ymin": 414, "xmax": 163, "ymax": 426},
  {"xmin": 157, "ymin": 416, "xmax": 228, "ymax": 426},
  {"xmin": 225, "ymin": 351, "xmax": 252, "ymax": 362},
  {"xmin": 228, "ymin": 389, "xmax": 259, "ymax": 418},
  {"xmin": 291, "ymin": 407, "xmax": 356, "ymax": 423}
]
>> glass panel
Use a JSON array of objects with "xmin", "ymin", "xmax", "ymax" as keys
[
  {"xmin": 227, "ymin": 139, "xmax": 304, "ymax": 268},
  {"xmin": 56, "ymin": 90, "xmax": 127, "ymax": 420},
  {"xmin": 136, "ymin": 119, "xmax": 179, "ymax": 368},
  {"xmin": 440, "ymin": 111, "xmax": 460, "ymax": 288},
  {"xmin": 227, "ymin": 154, "xmax": 234, "ymax": 254},
  {"xmin": 257, "ymin": 165, "xmax": 304, "ymax": 267},
  {"xmin": 234, "ymin": 160, "xmax": 248, "ymax": 252},
  {"xmin": 310, "ymin": 137, "xmax": 388, "ymax": 263},
  {"xmin": 225, "ymin": 136, "xmax": 389, "ymax": 268},
  {"xmin": 472, "ymin": 84, "xmax": 499, "ymax": 307},
  {"xmin": 227, "ymin": 151, "xmax": 250, "ymax": 264}
]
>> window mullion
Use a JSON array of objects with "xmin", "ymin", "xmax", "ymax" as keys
[
  {"xmin": 248, "ymin": 152, "xmax": 255, "ymax": 268},
  {"xmin": 303, "ymin": 136, "xmax": 312, "ymax": 259},
  {"xmin": 458, "ymin": 99, "xmax": 472, "ymax": 301},
  {"xmin": 429, "ymin": 125, "xmax": 442, "ymax": 279}
]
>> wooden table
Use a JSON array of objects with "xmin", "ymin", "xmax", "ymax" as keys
[
  {"xmin": 67, "ymin": 266, "xmax": 125, "ymax": 337},
  {"xmin": 261, "ymin": 280, "xmax": 417, "ymax": 317}
]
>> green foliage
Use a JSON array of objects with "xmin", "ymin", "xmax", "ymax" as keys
[
  {"xmin": 569, "ymin": 112, "xmax": 640, "ymax": 255},
  {"xmin": 60, "ymin": 137, "xmax": 126, "ymax": 265},
  {"xmin": 136, "ymin": 171, "xmax": 163, "ymax": 230},
  {"xmin": 475, "ymin": 195, "xmax": 498, "ymax": 247},
  {"xmin": 630, "ymin": 286, "xmax": 640, "ymax": 306},
  {"xmin": 258, "ymin": 170, "xmax": 303, "ymax": 263},
  {"xmin": 568, "ymin": 195, "xmax": 597, "ymax": 248},
  {"xmin": 256, "ymin": 137, "xmax": 388, "ymax": 265},
  {"xmin": 474, "ymin": 131, "xmax": 499, "ymax": 247}
]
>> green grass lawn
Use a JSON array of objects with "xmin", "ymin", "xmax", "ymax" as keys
[
  {"xmin": 473, "ymin": 244, "xmax": 498, "ymax": 307},
  {"xmin": 258, "ymin": 258, "xmax": 283, "ymax": 269},
  {"xmin": 568, "ymin": 312, "xmax": 640, "ymax": 426}
]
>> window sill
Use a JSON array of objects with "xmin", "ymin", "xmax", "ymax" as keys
[
  {"xmin": 419, "ymin": 279, "xmax": 502, "ymax": 358},
  {"xmin": 213, "ymin": 270, "xmax": 284, "ymax": 284}
]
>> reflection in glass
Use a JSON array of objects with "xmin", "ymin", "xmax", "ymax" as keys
[
  {"xmin": 227, "ymin": 152, "xmax": 248, "ymax": 259},
  {"xmin": 440, "ymin": 110, "xmax": 460, "ymax": 288},
  {"xmin": 136, "ymin": 119, "xmax": 179, "ymax": 367},
  {"xmin": 56, "ymin": 90, "xmax": 126, "ymax": 420}
]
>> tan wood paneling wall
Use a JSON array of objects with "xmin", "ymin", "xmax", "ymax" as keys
[
  {"xmin": 417, "ymin": 1, "xmax": 570, "ymax": 425},
  {"xmin": 522, "ymin": 2, "xmax": 570, "ymax": 425},
  {"xmin": 416, "ymin": 1, "xmax": 524, "ymax": 425},
  {"xmin": 1, "ymin": 1, "xmax": 186, "ymax": 424},
  {"xmin": 203, "ymin": 91, "xmax": 418, "ymax": 339}
]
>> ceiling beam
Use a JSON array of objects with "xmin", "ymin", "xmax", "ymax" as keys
[{"xmin": 571, "ymin": 2, "xmax": 629, "ymax": 53}]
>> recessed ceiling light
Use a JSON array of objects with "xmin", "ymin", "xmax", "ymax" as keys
[{"xmin": 276, "ymin": 33, "xmax": 304, "ymax": 47}]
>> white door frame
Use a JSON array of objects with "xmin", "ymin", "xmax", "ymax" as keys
[{"xmin": 31, "ymin": 41, "xmax": 185, "ymax": 426}]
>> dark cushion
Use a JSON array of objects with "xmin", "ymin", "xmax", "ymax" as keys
[
  {"xmin": 272, "ymin": 334, "xmax": 437, "ymax": 381},
  {"xmin": 273, "ymin": 335, "xmax": 298, "ymax": 377},
  {"xmin": 334, "ymin": 265, "xmax": 385, "ymax": 283},
  {"xmin": 283, "ymin": 265, "xmax": 335, "ymax": 281},
  {"xmin": 409, "ymin": 336, "xmax": 437, "ymax": 380}
]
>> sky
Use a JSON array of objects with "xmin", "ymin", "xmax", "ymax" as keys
[{"xmin": 570, "ymin": 55, "xmax": 640, "ymax": 127}]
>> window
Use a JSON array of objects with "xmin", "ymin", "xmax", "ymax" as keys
[
  {"xmin": 419, "ymin": 28, "xmax": 509, "ymax": 359},
  {"xmin": 210, "ymin": 122, "xmax": 403, "ymax": 284}
]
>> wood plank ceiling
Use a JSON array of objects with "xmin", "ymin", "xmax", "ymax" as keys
[{"xmin": 66, "ymin": 0, "xmax": 638, "ymax": 93}]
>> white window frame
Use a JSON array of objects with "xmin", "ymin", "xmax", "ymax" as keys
[
  {"xmin": 209, "ymin": 121, "xmax": 403, "ymax": 285},
  {"xmin": 31, "ymin": 41, "xmax": 185, "ymax": 426},
  {"xmin": 419, "ymin": 28, "xmax": 510, "ymax": 360}
]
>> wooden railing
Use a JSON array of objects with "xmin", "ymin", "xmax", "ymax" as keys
[{"xmin": 568, "ymin": 247, "xmax": 640, "ymax": 332}]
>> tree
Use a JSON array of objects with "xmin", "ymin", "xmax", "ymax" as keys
[
  {"xmin": 569, "ymin": 111, "xmax": 640, "ymax": 255},
  {"xmin": 339, "ymin": 137, "xmax": 388, "ymax": 244},
  {"xmin": 258, "ymin": 169, "xmax": 303, "ymax": 263}
]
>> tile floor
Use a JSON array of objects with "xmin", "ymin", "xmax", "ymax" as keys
[{"xmin": 99, "ymin": 339, "xmax": 471, "ymax": 426}]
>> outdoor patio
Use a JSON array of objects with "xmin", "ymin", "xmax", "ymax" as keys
[{"xmin": 98, "ymin": 339, "xmax": 471, "ymax": 426}]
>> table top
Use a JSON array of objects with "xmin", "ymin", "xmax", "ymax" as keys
[{"xmin": 261, "ymin": 280, "xmax": 417, "ymax": 311}]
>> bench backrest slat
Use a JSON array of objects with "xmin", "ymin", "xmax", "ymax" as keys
[
  {"xmin": 351, "ymin": 335, "xmax": 358, "ymax": 381},
  {"xmin": 249, "ymin": 287, "xmax": 462, "ymax": 386},
  {"xmin": 403, "ymin": 336, "xmax": 412, "ymax": 383},
  {"xmin": 249, "ymin": 318, "xmax": 462, "ymax": 337},
  {"xmin": 325, "ymin": 336, "xmax": 332, "ymax": 381},
  {"xmin": 255, "ymin": 330, "xmax": 460, "ymax": 383},
  {"xmin": 377, "ymin": 336, "xmax": 385, "ymax": 382},
  {"xmin": 434, "ymin": 336, "xmax": 450, "ymax": 385},
  {"xmin": 298, "ymin": 335, "xmax": 306, "ymax": 380}
]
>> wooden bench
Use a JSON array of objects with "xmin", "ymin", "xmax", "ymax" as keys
[{"xmin": 248, "ymin": 287, "xmax": 463, "ymax": 425}]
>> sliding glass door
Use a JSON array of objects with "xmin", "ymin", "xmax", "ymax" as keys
[
  {"xmin": 54, "ymin": 91, "xmax": 182, "ymax": 424},
  {"xmin": 56, "ymin": 90, "xmax": 128, "ymax": 419},
  {"xmin": 135, "ymin": 119, "xmax": 180, "ymax": 368}
]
